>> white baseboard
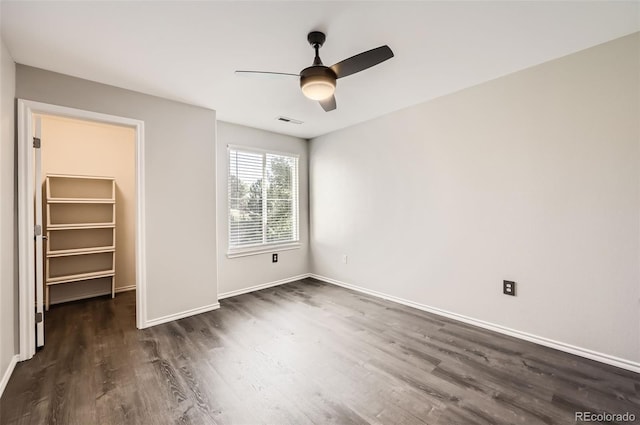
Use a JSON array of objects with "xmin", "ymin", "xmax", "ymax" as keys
[
  {"xmin": 0, "ymin": 355, "xmax": 18, "ymax": 398},
  {"xmin": 115, "ymin": 285, "xmax": 136, "ymax": 293},
  {"xmin": 309, "ymin": 274, "xmax": 640, "ymax": 374},
  {"xmin": 218, "ymin": 273, "xmax": 311, "ymax": 300},
  {"xmin": 143, "ymin": 303, "xmax": 221, "ymax": 328}
]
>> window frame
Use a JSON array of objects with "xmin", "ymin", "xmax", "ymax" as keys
[{"xmin": 226, "ymin": 144, "xmax": 300, "ymax": 258}]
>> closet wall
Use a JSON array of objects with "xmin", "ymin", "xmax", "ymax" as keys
[{"xmin": 41, "ymin": 115, "xmax": 136, "ymax": 304}]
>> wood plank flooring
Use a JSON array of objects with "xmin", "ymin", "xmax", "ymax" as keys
[{"xmin": 1, "ymin": 278, "xmax": 638, "ymax": 425}]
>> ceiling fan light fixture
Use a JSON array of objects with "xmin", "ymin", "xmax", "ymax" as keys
[
  {"xmin": 301, "ymin": 78, "xmax": 335, "ymax": 100},
  {"xmin": 300, "ymin": 66, "xmax": 337, "ymax": 101}
]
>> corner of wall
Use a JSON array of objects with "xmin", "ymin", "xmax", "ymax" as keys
[{"xmin": 1, "ymin": 34, "xmax": 18, "ymax": 392}]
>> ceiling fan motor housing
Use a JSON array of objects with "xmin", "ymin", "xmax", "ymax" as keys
[
  {"xmin": 300, "ymin": 66, "xmax": 337, "ymax": 100},
  {"xmin": 307, "ymin": 31, "xmax": 326, "ymax": 47}
]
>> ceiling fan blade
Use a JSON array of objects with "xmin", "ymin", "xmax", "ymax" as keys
[
  {"xmin": 235, "ymin": 70, "xmax": 299, "ymax": 79},
  {"xmin": 319, "ymin": 95, "xmax": 336, "ymax": 112},
  {"xmin": 330, "ymin": 45, "xmax": 394, "ymax": 79}
]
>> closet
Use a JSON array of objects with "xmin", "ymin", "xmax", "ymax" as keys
[{"xmin": 39, "ymin": 114, "xmax": 136, "ymax": 307}]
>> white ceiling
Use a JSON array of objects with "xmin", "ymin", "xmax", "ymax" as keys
[{"xmin": 1, "ymin": 1, "xmax": 639, "ymax": 139}]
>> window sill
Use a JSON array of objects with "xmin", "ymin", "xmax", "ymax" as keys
[{"xmin": 227, "ymin": 242, "xmax": 301, "ymax": 259}]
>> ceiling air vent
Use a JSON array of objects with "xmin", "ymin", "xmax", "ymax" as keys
[{"xmin": 276, "ymin": 116, "xmax": 303, "ymax": 125}]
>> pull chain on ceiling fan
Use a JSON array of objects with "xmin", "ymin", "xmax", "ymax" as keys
[{"xmin": 236, "ymin": 31, "xmax": 394, "ymax": 112}]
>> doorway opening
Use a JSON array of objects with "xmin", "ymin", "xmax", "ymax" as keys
[
  {"xmin": 17, "ymin": 100, "xmax": 147, "ymax": 361},
  {"xmin": 40, "ymin": 115, "xmax": 136, "ymax": 305}
]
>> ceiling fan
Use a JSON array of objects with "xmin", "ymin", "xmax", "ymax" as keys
[{"xmin": 235, "ymin": 31, "xmax": 394, "ymax": 112}]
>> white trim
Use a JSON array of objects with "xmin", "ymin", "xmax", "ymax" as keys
[
  {"xmin": 227, "ymin": 242, "xmax": 301, "ymax": 258},
  {"xmin": 0, "ymin": 355, "xmax": 18, "ymax": 398},
  {"xmin": 17, "ymin": 99, "xmax": 148, "ymax": 361},
  {"xmin": 144, "ymin": 303, "xmax": 220, "ymax": 328},
  {"xmin": 214, "ymin": 119, "xmax": 221, "ymax": 323},
  {"xmin": 116, "ymin": 284, "xmax": 136, "ymax": 293},
  {"xmin": 310, "ymin": 274, "xmax": 640, "ymax": 374},
  {"xmin": 17, "ymin": 101, "xmax": 35, "ymax": 361},
  {"xmin": 218, "ymin": 273, "xmax": 311, "ymax": 299},
  {"xmin": 135, "ymin": 121, "xmax": 148, "ymax": 330}
]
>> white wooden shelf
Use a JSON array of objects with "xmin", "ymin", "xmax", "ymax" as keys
[
  {"xmin": 46, "ymin": 198, "xmax": 115, "ymax": 204},
  {"xmin": 45, "ymin": 174, "xmax": 116, "ymax": 310},
  {"xmin": 47, "ymin": 222, "xmax": 115, "ymax": 229},
  {"xmin": 46, "ymin": 173, "xmax": 115, "ymax": 180},
  {"xmin": 46, "ymin": 270, "xmax": 115, "ymax": 285},
  {"xmin": 47, "ymin": 224, "xmax": 115, "ymax": 231},
  {"xmin": 47, "ymin": 246, "xmax": 115, "ymax": 258}
]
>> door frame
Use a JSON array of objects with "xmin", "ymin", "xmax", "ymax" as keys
[{"xmin": 17, "ymin": 99, "xmax": 148, "ymax": 361}]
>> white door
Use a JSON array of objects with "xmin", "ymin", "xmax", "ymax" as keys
[{"xmin": 34, "ymin": 115, "xmax": 45, "ymax": 348}]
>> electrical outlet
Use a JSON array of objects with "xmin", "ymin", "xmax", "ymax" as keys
[
  {"xmin": 342, "ymin": 254, "xmax": 348, "ymax": 264},
  {"xmin": 272, "ymin": 253, "xmax": 278, "ymax": 263},
  {"xmin": 503, "ymin": 280, "xmax": 516, "ymax": 296}
]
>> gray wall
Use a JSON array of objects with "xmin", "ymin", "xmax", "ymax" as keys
[
  {"xmin": 0, "ymin": 35, "xmax": 17, "ymax": 386},
  {"xmin": 16, "ymin": 65, "xmax": 218, "ymax": 321},
  {"xmin": 310, "ymin": 33, "xmax": 640, "ymax": 362},
  {"xmin": 216, "ymin": 121, "xmax": 309, "ymax": 296}
]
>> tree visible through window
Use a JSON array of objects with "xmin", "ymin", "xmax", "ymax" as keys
[{"xmin": 228, "ymin": 147, "xmax": 299, "ymax": 251}]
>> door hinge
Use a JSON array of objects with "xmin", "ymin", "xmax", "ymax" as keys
[
  {"xmin": 34, "ymin": 224, "xmax": 42, "ymax": 236},
  {"xmin": 33, "ymin": 137, "xmax": 41, "ymax": 148},
  {"xmin": 35, "ymin": 312, "xmax": 43, "ymax": 323}
]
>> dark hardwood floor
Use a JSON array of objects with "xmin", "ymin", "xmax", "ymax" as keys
[{"xmin": 1, "ymin": 278, "xmax": 638, "ymax": 425}]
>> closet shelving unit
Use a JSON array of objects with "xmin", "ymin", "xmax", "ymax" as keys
[{"xmin": 44, "ymin": 174, "xmax": 116, "ymax": 310}]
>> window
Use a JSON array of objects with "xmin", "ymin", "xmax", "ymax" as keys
[{"xmin": 228, "ymin": 146, "xmax": 299, "ymax": 256}]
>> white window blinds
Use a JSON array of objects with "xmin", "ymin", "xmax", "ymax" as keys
[{"xmin": 228, "ymin": 147, "xmax": 299, "ymax": 252}]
